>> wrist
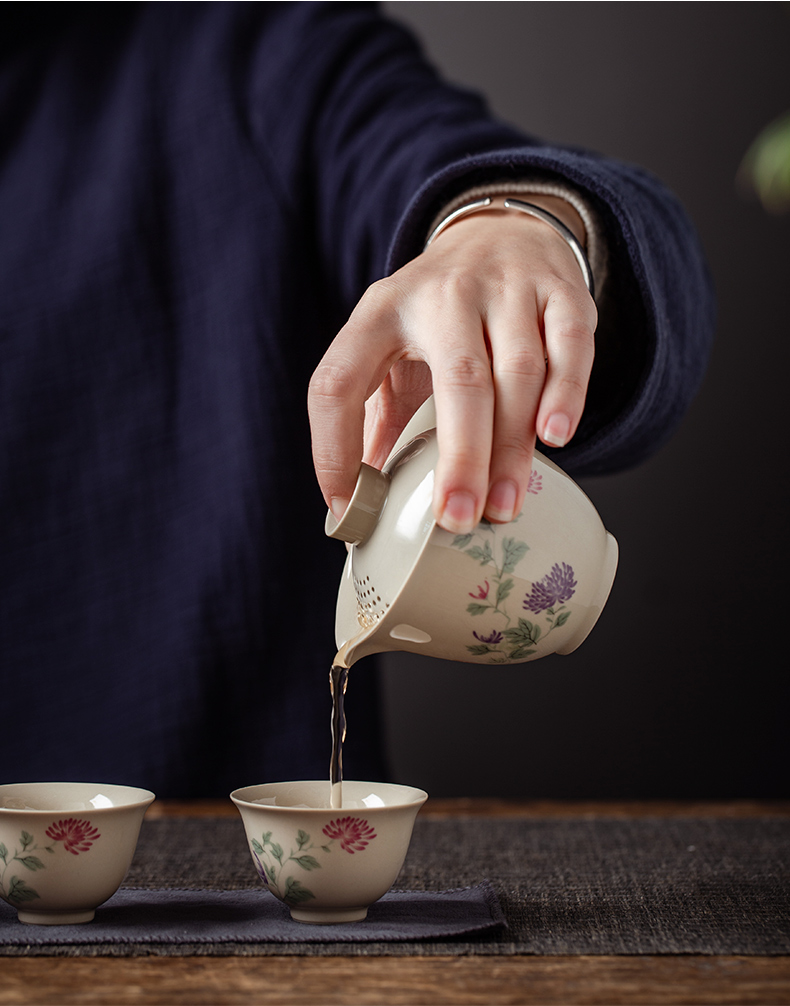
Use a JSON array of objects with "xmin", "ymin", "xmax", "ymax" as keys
[
  {"xmin": 424, "ymin": 195, "xmax": 595, "ymax": 299},
  {"xmin": 425, "ymin": 178, "xmax": 607, "ymax": 300}
]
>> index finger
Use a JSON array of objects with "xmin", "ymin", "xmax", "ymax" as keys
[{"xmin": 307, "ymin": 286, "xmax": 399, "ymax": 518}]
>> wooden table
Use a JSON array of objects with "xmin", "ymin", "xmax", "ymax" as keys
[{"xmin": 1, "ymin": 800, "xmax": 788, "ymax": 1005}]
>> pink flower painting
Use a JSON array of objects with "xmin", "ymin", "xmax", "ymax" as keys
[
  {"xmin": 322, "ymin": 817, "xmax": 377, "ymax": 854},
  {"xmin": 45, "ymin": 818, "xmax": 101, "ymax": 855},
  {"xmin": 526, "ymin": 470, "xmax": 543, "ymax": 495}
]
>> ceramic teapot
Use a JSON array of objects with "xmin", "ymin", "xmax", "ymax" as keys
[{"xmin": 326, "ymin": 397, "xmax": 618, "ymax": 667}]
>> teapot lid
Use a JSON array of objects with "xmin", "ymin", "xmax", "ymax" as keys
[{"xmin": 325, "ymin": 463, "xmax": 391, "ymax": 545}]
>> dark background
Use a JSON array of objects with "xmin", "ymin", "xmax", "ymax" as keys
[{"xmin": 377, "ymin": 2, "xmax": 789, "ymax": 799}]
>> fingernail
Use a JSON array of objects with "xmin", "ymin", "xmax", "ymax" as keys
[
  {"xmin": 330, "ymin": 497, "xmax": 349, "ymax": 521},
  {"xmin": 440, "ymin": 491, "xmax": 478, "ymax": 533},
  {"xmin": 486, "ymin": 480, "xmax": 518, "ymax": 523},
  {"xmin": 543, "ymin": 413, "xmax": 571, "ymax": 448}
]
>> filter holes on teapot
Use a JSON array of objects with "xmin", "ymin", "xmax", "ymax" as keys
[{"xmin": 353, "ymin": 573, "xmax": 389, "ymax": 628}]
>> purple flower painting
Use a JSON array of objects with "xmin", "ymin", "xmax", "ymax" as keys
[
  {"xmin": 452, "ymin": 518, "xmax": 577, "ymax": 662},
  {"xmin": 473, "ymin": 629, "xmax": 504, "ymax": 645},
  {"xmin": 523, "ymin": 563, "xmax": 577, "ymax": 613},
  {"xmin": 253, "ymin": 851, "xmax": 269, "ymax": 886}
]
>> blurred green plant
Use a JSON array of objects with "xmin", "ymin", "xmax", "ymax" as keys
[{"xmin": 740, "ymin": 111, "xmax": 790, "ymax": 213}]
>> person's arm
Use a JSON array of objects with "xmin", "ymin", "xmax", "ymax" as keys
[{"xmin": 244, "ymin": 3, "xmax": 715, "ymax": 529}]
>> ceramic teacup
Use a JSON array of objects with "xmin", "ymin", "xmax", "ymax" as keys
[
  {"xmin": 0, "ymin": 782, "xmax": 155, "ymax": 925},
  {"xmin": 231, "ymin": 780, "xmax": 427, "ymax": 923}
]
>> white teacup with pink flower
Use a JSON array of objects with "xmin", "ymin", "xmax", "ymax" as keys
[
  {"xmin": 231, "ymin": 781, "xmax": 427, "ymax": 923},
  {"xmin": 0, "ymin": 782, "xmax": 154, "ymax": 924}
]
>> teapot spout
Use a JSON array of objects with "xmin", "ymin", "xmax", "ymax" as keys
[{"xmin": 333, "ymin": 553, "xmax": 387, "ymax": 667}]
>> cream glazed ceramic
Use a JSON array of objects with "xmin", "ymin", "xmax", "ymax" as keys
[
  {"xmin": 231, "ymin": 781, "xmax": 427, "ymax": 923},
  {"xmin": 0, "ymin": 782, "xmax": 155, "ymax": 924},
  {"xmin": 327, "ymin": 396, "xmax": 618, "ymax": 667}
]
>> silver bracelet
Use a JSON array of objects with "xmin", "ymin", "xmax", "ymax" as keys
[{"xmin": 423, "ymin": 196, "xmax": 595, "ymax": 301}]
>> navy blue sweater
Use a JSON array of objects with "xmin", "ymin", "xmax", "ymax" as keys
[{"xmin": 0, "ymin": 3, "xmax": 714, "ymax": 796}]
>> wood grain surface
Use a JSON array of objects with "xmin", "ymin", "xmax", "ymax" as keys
[{"xmin": 1, "ymin": 954, "xmax": 789, "ymax": 1005}]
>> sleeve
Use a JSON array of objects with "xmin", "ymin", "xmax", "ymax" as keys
[{"xmin": 240, "ymin": 1, "xmax": 716, "ymax": 477}]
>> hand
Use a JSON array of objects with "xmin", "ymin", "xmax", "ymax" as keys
[{"xmin": 308, "ymin": 195, "xmax": 597, "ymax": 534}]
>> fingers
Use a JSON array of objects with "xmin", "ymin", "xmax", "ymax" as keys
[
  {"xmin": 308, "ymin": 207, "xmax": 597, "ymax": 536},
  {"xmin": 477, "ymin": 275, "xmax": 595, "ymax": 526},
  {"xmin": 484, "ymin": 298, "xmax": 545, "ymax": 524},
  {"xmin": 536, "ymin": 285, "xmax": 597, "ymax": 452},
  {"xmin": 427, "ymin": 300, "xmax": 495, "ymax": 532},
  {"xmin": 309, "ymin": 268, "xmax": 498, "ymax": 531},
  {"xmin": 362, "ymin": 359, "xmax": 433, "ymax": 471},
  {"xmin": 308, "ymin": 282, "xmax": 400, "ymax": 518},
  {"xmin": 433, "ymin": 273, "xmax": 595, "ymax": 530},
  {"xmin": 307, "ymin": 348, "xmax": 367, "ymax": 520}
]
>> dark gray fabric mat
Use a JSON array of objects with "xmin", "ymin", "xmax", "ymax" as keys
[
  {"xmin": 1, "ymin": 815, "xmax": 787, "ymax": 957},
  {"xmin": 0, "ymin": 884, "xmax": 504, "ymax": 947}
]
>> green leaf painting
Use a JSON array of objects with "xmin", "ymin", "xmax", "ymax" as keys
[
  {"xmin": 501, "ymin": 538, "xmax": 529, "ymax": 573},
  {"xmin": 465, "ymin": 541, "xmax": 493, "ymax": 565},
  {"xmin": 292, "ymin": 855, "xmax": 321, "ymax": 871},
  {"xmin": 508, "ymin": 645, "xmax": 537, "ymax": 661},
  {"xmin": 7, "ymin": 876, "xmax": 40, "ymax": 903},
  {"xmin": 504, "ymin": 618, "xmax": 541, "ymax": 648},
  {"xmin": 283, "ymin": 877, "xmax": 316, "ymax": 905},
  {"xmin": 17, "ymin": 856, "xmax": 45, "ymax": 872},
  {"xmin": 450, "ymin": 500, "xmax": 576, "ymax": 663}
]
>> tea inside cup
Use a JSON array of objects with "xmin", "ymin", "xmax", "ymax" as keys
[
  {"xmin": 231, "ymin": 780, "xmax": 427, "ymax": 923},
  {"xmin": 0, "ymin": 782, "xmax": 155, "ymax": 925}
]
